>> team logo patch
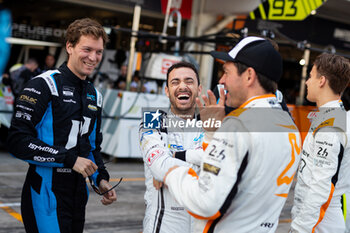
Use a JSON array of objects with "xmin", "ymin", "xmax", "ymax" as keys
[
  {"xmin": 34, "ymin": 156, "xmax": 55, "ymax": 162},
  {"xmin": 15, "ymin": 111, "xmax": 32, "ymax": 120},
  {"xmin": 19, "ymin": 95, "xmax": 37, "ymax": 105},
  {"xmin": 194, "ymin": 133, "xmax": 204, "ymax": 142},
  {"xmin": 168, "ymin": 144, "xmax": 184, "ymax": 150},
  {"xmin": 63, "ymin": 99, "xmax": 76, "ymax": 104},
  {"xmin": 143, "ymin": 109, "xmax": 161, "ymax": 129},
  {"xmin": 23, "ymin": 87, "xmax": 41, "ymax": 95},
  {"xmin": 203, "ymin": 162, "xmax": 221, "ymax": 175},
  {"xmin": 16, "ymin": 104, "xmax": 34, "ymax": 112},
  {"xmin": 88, "ymin": 104, "xmax": 97, "ymax": 111},
  {"xmin": 147, "ymin": 149, "xmax": 164, "ymax": 166},
  {"xmin": 63, "ymin": 86, "xmax": 74, "ymax": 96},
  {"xmin": 87, "ymin": 93, "xmax": 96, "ymax": 101},
  {"xmin": 57, "ymin": 168, "xmax": 72, "ymax": 173}
]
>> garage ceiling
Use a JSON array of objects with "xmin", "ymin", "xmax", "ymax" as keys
[{"xmin": 317, "ymin": 0, "xmax": 350, "ymax": 25}]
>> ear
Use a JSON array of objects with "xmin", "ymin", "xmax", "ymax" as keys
[
  {"xmin": 319, "ymin": 75, "xmax": 327, "ymax": 87},
  {"xmin": 66, "ymin": 42, "xmax": 73, "ymax": 56},
  {"xmin": 165, "ymin": 85, "xmax": 170, "ymax": 98},
  {"xmin": 198, "ymin": 84, "xmax": 202, "ymax": 96},
  {"xmin": 245, "ymin": 67, "xmax": 257, "ymax": 87}
]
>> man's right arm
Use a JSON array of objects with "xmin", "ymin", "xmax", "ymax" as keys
[
  {"xmin": 139, "ymin": 120, "xmax": 189, "ymax": 181},
  {"xmin": 7, "ymin": 77, "xmax": 76, "ymax": 168}
]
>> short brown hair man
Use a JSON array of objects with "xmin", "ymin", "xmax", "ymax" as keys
[
  {"xmin": 163, "ymin": 37, "xmax": 301, "ymax": 232},
  {"xmin": 291, "ymin": 53, "xmax": 350, "ymax": 232},
  {"xmin": 8, "ymin": 18, "xmax": 117, "ymax": 233}
]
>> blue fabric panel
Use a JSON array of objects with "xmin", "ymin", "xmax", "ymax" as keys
[
  {"xmin": 88, "ymin": 121, "xmax": 99, "ymax": 185},
  {"xmin": 31, "ymin": 166, "xmax": 60, "ymax": 233},
  {"xmin": 34, "ymin": 102, "xmax": 63, "ymax": 167}
]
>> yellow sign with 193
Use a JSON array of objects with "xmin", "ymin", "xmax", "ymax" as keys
[{"xmin": 250, "ymin": 0, "xmax": 327, "ymax": 21}]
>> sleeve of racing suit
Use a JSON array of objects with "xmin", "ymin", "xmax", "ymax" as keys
[
  {"xmin": 164, "ymin": 117, "xmax": 250, "ymax": 220},
  {"xmin": 88, "ymin": 95, "xmax": 110, "ymax": 187},
  {"xmin": 291, "ymin": 127, "xmax": 346, "ymax": 232},
  {"xmin": 7, "ymin": 77, "xmax": 76, "ymax": 168},
  {"xmin": 174, "ymin": 149, "xmax": 204, "ymax": 166},
  {"xmin": 139, "ymin": 117, "xmax": 191, "ymax": 181}
]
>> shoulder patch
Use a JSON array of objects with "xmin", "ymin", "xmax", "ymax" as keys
[
  {"xmin": 307, "ymin": 111, "xmax": 319, "ymax": 119},
  {"xmin": 203, "ymin": 162, "xmax": 221, "ymax": 175},
  {"xmin": 32, "ymin": 70, "xmax": 60, "ymax": 96},
  {"xmin": 313, "ymin": 118, "xmax": 335, "ymax": 135}
]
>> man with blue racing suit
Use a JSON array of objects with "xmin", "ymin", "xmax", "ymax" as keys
[{"xmin": 7, "ymin": 18, "xmax": 117, "ymax": 233}]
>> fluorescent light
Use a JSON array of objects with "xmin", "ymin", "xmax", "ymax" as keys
[{"xmin": 6, "ymin": 37, "xmax": 61, "ymax": 47}]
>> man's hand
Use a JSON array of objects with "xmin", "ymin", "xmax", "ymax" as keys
[
  {"xmin": 196, "ymin": 88, "xmax": 226, "ymax": 131},
  {"xmin": 153, "ymin": 178, "xmax": 163, "ymax": 190},
  {"xmin": 72, "ymin": 157, "xmax": 98, "ymax": 178},
  {"xmin": 99, "ymin": 179, "xmax": 117, "ymax": 205},
  {"xmin": 163, "ymin": 165, "xmax": 179, "ymax": 184}
]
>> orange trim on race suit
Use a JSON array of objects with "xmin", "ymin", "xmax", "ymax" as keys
[
  {"xmin": 276, "ymin": 124, "xmax": 298, "ymax": 131},
  {"xmin": 239, "ymin": 94, "xmax": 276, "ymax": 108},
  {"xmin": 201, "ymin": 212, "xmax": 221, "ymax": 233},
  {"xmin": 202, "ymin": 142, "xmax": 209, "ymax": 151},
  {"xmin": 188, "ymin": 168, "xmax": 199, "ymax": 179},
  {"xmin": 226, "ymin": 108, "xmax": 247, "ymax": 117},
  {"xmin": 312, "ymin": 118, "xmax": 335, "ymax": 136},
  {"xmin": 275, "ymin": 193, "xmax": 288, "ymax": 198},
  {"xmin": 312, "ymin": 183, "xmax": 335, "ymax": 233},
  {"xmin": 203, "ymin": 220, "xmax": 215, "ymax": 233},
  {"xmin": 276, "ymin": 133, "xmax": 300, "ymax": 186},
  {"xmin": 226, "ymin": 94, "xmax": 276, "ymax": 117},
  {"xmin": 188, "ymin": 210, "xmax": 221, "ymax": 220}
]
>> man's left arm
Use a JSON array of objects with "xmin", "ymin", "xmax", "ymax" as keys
[
  {"xmin": 174, "ymin": 139, "xmax": 204, "ymax": 166},
  {"xmin": 88, "ymin": 91, "xmax": 116, "ymax": 204}
]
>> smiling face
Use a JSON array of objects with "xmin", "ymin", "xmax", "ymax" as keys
[
  {"xmin": 66, "ymin": 35, "xmax": 103, "ymax": 80},
  {"xmin": 165, "ymin": 67, "xmax": 202, "ymax": 117},
  {"xmin": 219, "ymin": 62, "xmax": 248, "ymax": 108}
]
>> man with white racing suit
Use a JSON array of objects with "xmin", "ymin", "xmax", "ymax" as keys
[
  {"xmin": 291, "ymin": 53, "xmax": 350, "ymax": 233},
  {"xmin": 7, "ymin": 18, "xmax": 117, "ymax": 233},
  {"xmin": 163, "ymin": 36, "xmax": 301, "ymax": 232},
  {"xmin": 139, "ymin": 61, "xmax": 204, "ymax": 233}
]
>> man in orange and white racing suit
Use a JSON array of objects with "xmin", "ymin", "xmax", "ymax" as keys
[
  {"xmin": 291, "ymin": 53, "xmax": 350, "ymax": 233},
  {"xmin": 164, "ymin": 36, "xmax": 301, "ymax": 232}
]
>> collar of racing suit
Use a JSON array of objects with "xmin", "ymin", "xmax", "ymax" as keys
[
  {"xmin": 319, "ymin": 100, "xmax": 343, "ymax": 113},
  {"xmin": 238, "ymin": 94, "xmax": 276, "ymax": 108},
  {"xmin": 58, "ymin": 62, "xmax": 89, "ymax": 87},
  {"xmin": 308, "ymin": 99, "xmax": 346, "ymax": 135},
  {"xmin": 226, "ymin": 94, "xmax": 278, "ymax": 118},
  {"xmin": 307, "ymin": 100, "xmax": 344, "ymax": 120}
]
